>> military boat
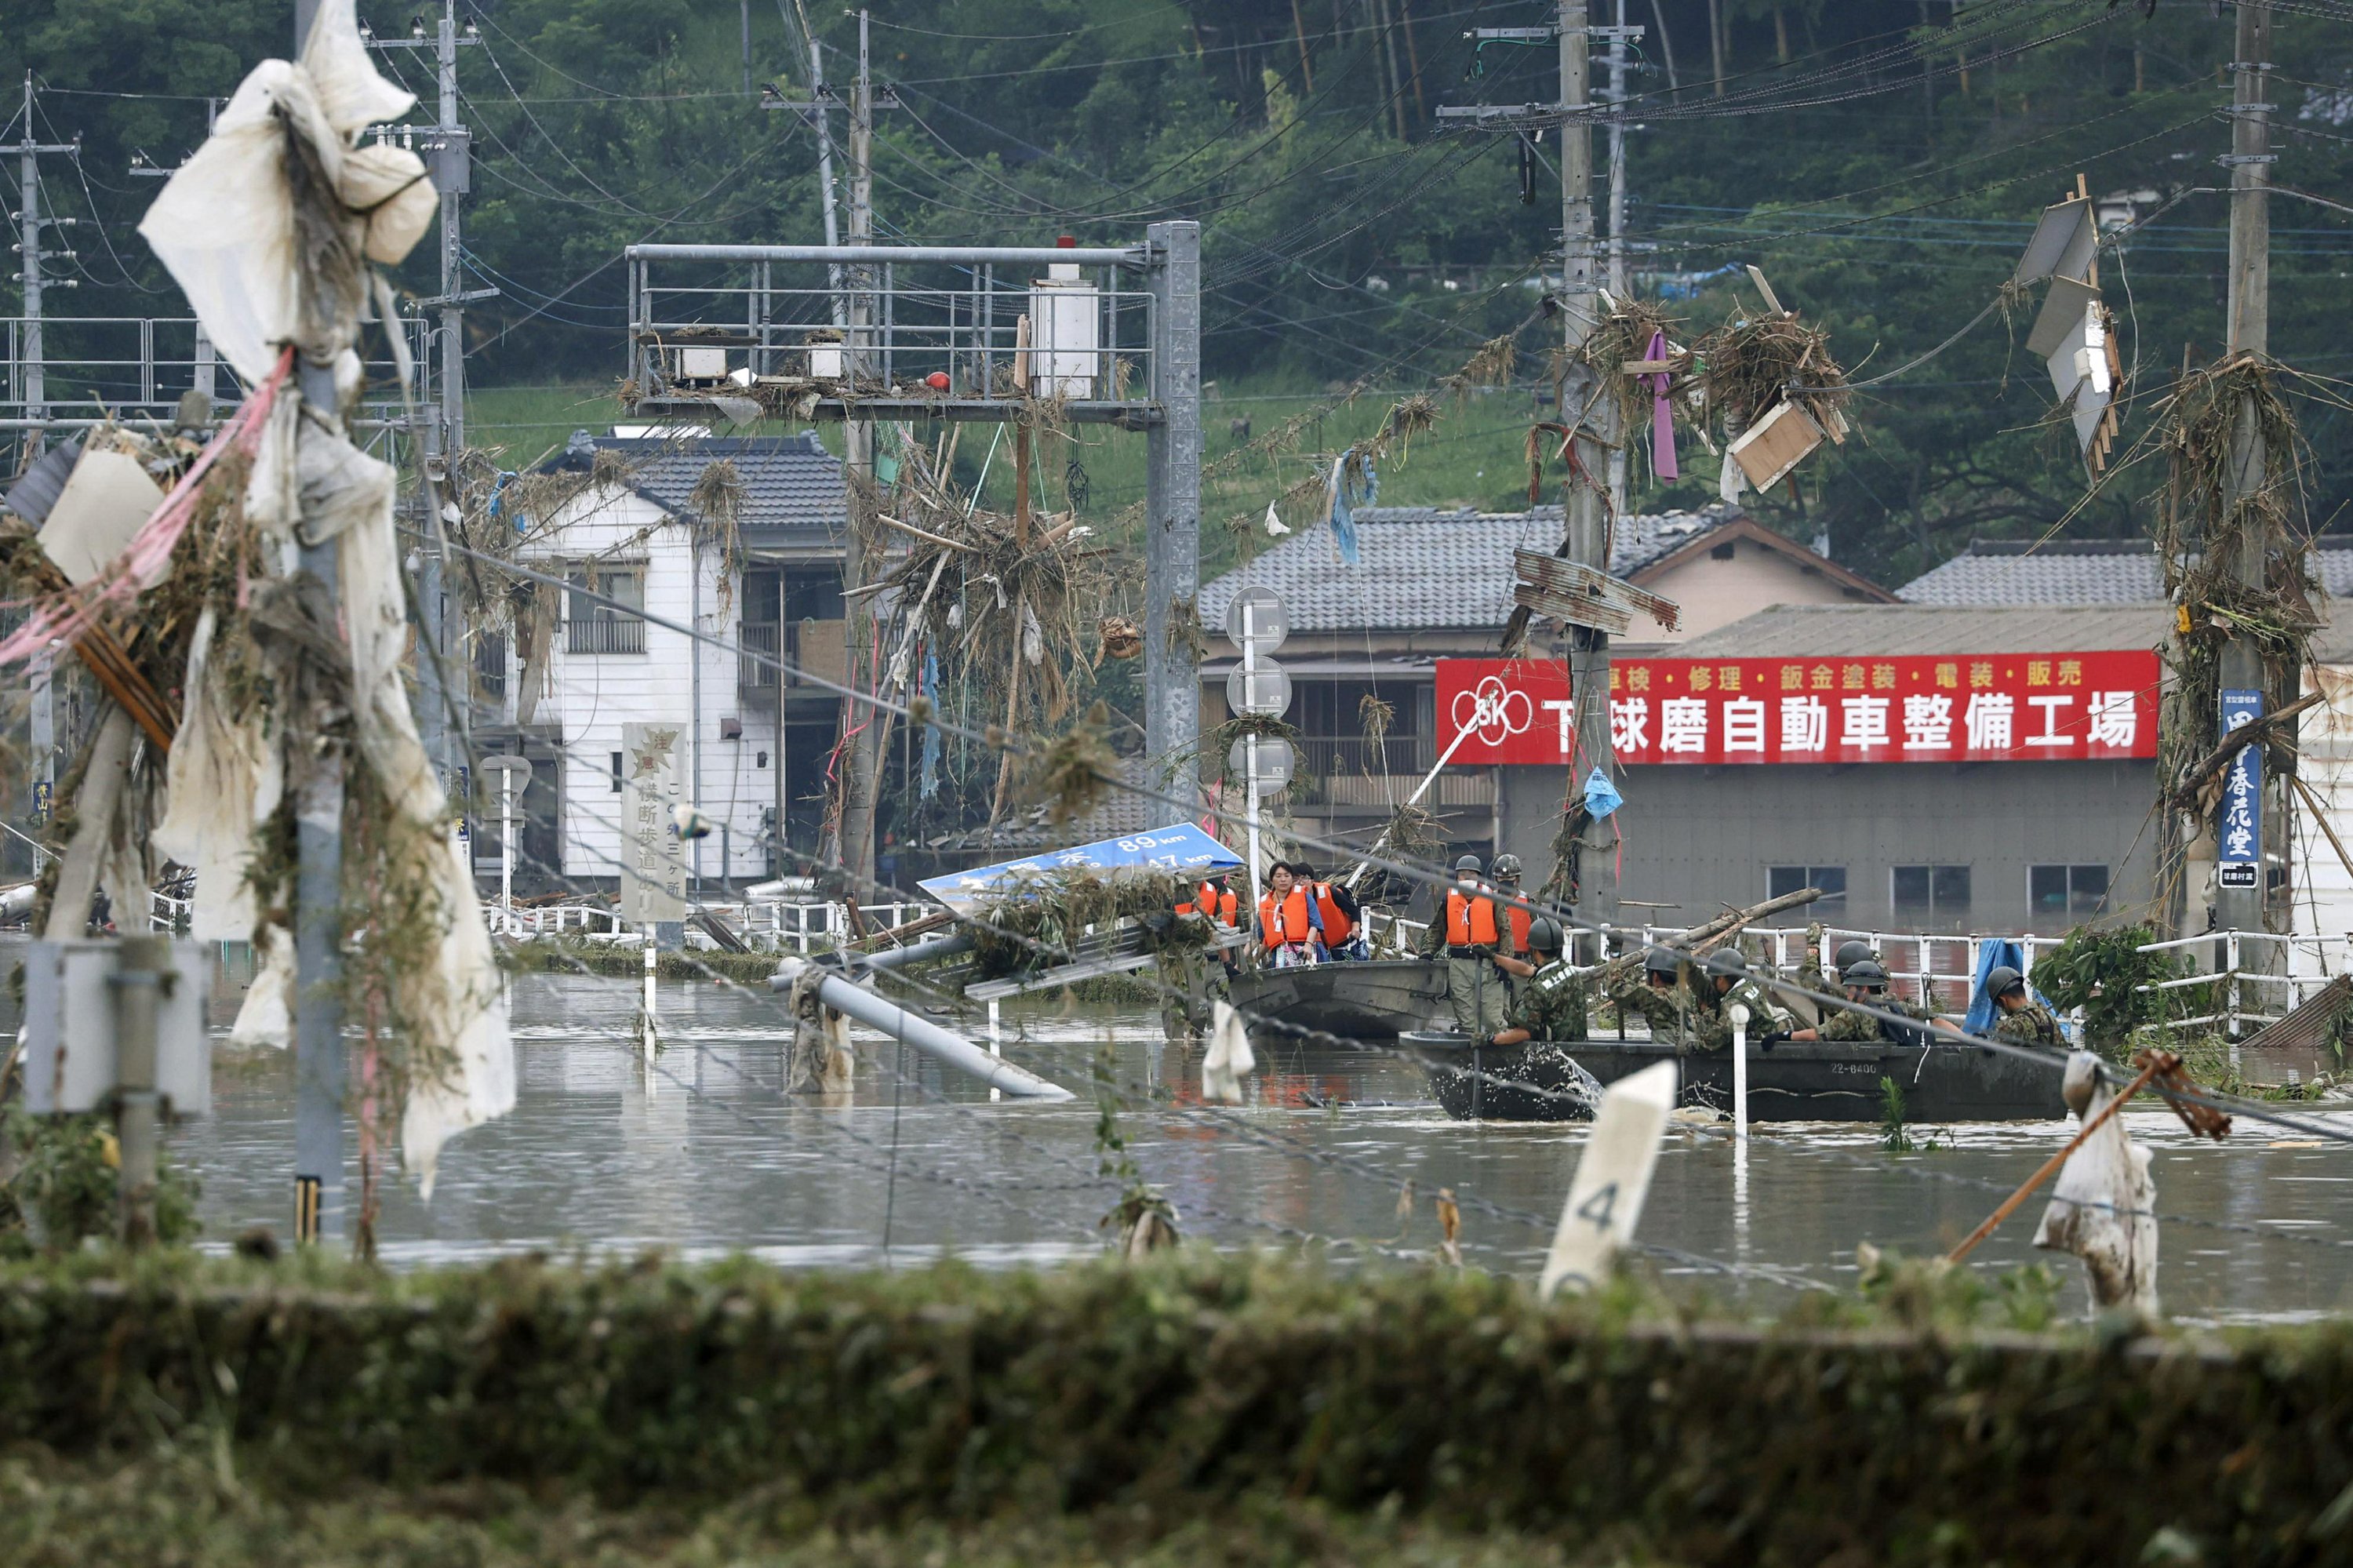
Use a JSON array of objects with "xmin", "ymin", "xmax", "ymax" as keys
[
  {"xmin": 1227, "ymin": 958, "xmax": 1447, "ymax": 1042},
  {"xmin": 1405, "ymin": 1031, "xmax": 2068, "ymax": 1123}
]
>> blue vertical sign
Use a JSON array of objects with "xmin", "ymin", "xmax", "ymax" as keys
[{"xmin": 2218, "ymin": 689, "xmax": 2263, "ymax": 891}]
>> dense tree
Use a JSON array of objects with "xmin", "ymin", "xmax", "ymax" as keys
[{"xmin": 7, "ymin": 1, "xmax": 2353, "ymax": 584}]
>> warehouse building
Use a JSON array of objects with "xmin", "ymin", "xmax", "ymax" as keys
[{"xmin": 1464, "ymin": 602, "xmax": 2173, "ymax": 935}]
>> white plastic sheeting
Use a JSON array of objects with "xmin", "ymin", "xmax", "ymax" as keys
[
  {"xmin": 1202, "ymin": 1000, "xmax": 1256, "ymax": 1103},
  {"xmin": 137, "ymin": 0, "xmax": 510, "ymax": 1195},
  {"xmin": 2035, "ymin": 1051, "xmax": 2158, "ymax": 1318},
  {"xmin": 153, "ymin": 606, "xmax": 283, "ymax": 944}
]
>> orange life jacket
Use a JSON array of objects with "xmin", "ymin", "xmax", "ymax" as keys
[
  {"xmin": 1445, "ymin": 886, "xmax": 1501, "ymax": 948},
  {"xmin": 1310, "ymin": 882, "xmax": 1354, "ymax": 947},
  {"xmin": 1260, "ymin": 886, "xmax": 1314, "ymax": 948},
  {"xmin": 1179, "ymin": 882, "xmax": 1238, "ymax": 925},
  {"xmin": 1504, "ymin": 901, "xmax": 1531, "ymax": 954}
]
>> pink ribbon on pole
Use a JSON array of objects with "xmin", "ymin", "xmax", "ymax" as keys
[
  {"xmin": 1641, "ymin": 329, "xmax": 1678, "ymax": 482},
  {"xmin": 0, "ymin": 347, "xmax": 292, "ymax": 670}
]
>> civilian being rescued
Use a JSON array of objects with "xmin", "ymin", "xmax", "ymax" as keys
[
  {"xmin": 1257, "ymin": 861, "xmax": 1325, "ymax": 968},
  {"xmin": 1287, "ymin": 859, "xmax": 1366, "ymax": 961}
]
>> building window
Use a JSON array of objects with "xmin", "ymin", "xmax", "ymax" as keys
[
  {"xmin": 567, "ymin": 563, "xmax": 646, "ymax": 654},
  {"xmin": 1892, "ymin": 864, "xmax": 1970, "ymax": 927},
  {"xmin": 472, "ymin": 630, "xmax": 507, "ymax": 700},
  {"xmin": 1769, "ymin": 864, "xmax": 1846, "ymax": 918},
  {"xmin": 784, "ymin": 565, "xmax": 844, "ymax": 622},
  {"xmin": 1293, "ymin": 678, "xmax": 1425, "ymax": 776},
  {"xmin": 2031, "ymin": 864, "xmax": 2108, "ymax": 923},
  {"xmin": 610, "ymin": 751, "xmax": 624, "ymax": 793}
]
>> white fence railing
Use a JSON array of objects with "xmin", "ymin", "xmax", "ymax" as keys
[
  {"xmin": 480, "ymin": 898, "xmax": 926, "ymax": 951},
  {"xmin": 2133, "ymin": 930, "xmax": 2353, "ymax": 1042}
]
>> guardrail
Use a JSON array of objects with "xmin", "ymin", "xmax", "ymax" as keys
[{"xmin": 481, "ymin": 899, "xmax": 926, "ymax": 951}]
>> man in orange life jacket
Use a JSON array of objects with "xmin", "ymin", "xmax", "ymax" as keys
[
  {"xmin": 1287, "ymin": 859, "xmax": 1365, "ymax": 961},
  {"xmin": 1177, "ymin": 872, "xmax": 1243, "ymax": 974},
  {"xmin": 1488, "ymin": 853, "xmax": 1533, "ymax": 1009},
  {"xmin": 1257, "ymin": 861, "xmax": 1325, "ymax": 967},
  {"xmin": 1423, "ymin": 854, "xmax": 1510, "ymax": 1038}
]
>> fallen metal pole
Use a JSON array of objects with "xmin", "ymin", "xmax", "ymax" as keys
[
  {"xmin": 838, "ymin": 931, "xmax": 973, "ymax": 973},
  {"xmin": 771, "ymin": 955, "xmax": 1073, "ymax": 1100}
]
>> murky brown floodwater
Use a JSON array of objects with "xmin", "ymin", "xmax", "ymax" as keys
[{"xmin": 128, "ymin": 962, "xmax": 2353, "ymax": 1324}]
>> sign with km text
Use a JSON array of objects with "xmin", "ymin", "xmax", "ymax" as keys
[{"xmin": 1435, "ymin": 652, "xmax": 2161, "ymax": 767}]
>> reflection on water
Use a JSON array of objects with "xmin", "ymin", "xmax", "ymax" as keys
[{"xmin": 144, "ymin": 970, "xmax": 2353, "ymax": 1322}]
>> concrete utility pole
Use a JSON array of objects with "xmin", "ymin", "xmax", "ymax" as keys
[
  {"xmin": 293, "ymin": 0, "xmax": 347, "ymax": 1248},
  {"xmin": 12, "ymin": 75, "xmax": 80, "ymax": 458},
  {"xmin": 835, "ymin": 9, "xmax": 891, "ymax": 886},
  {"xmin": 1144, "ymin": 220, "xmax": 1203, "ymax": 782},
  {"xmin": 2215, "ymin": 0, "xmax": 2274, "ymax": 938},
  {"xmin": 1605, "ymin": 0, "xmax": 1630, "ymax": 299},
  {"xmin": 1558, "ymin": 0, "xmax": 1622, "ymax": 943},
  {"xmin": 369, "ymin": 4, "xmax": 486, "ymax": 802}
]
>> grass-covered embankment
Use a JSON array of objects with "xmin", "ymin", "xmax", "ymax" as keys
[{"xmin": 4, "ymin": 1250, "xmax": 2352, "ymax": 1563}]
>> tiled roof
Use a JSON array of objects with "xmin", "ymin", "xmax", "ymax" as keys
[
  {"xmin": 1674, "ymin": 602, "xmax": 2175, "ymax": 658},
  {"xmin": 1198, "ymin": 503, "xmax": 1753, "ymax": 635},
  {"xmin": 545, "ymin": 431, "xmax": 847, "ymax": 549},
  {"xmin": 1899, "ymin": 537, "xmax": 2353, "ymax": 606},
  {"xmin": 929, "ymin": 758, "xmax": 1162, "ymax": 855}
]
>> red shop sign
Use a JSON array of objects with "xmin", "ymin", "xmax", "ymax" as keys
[{"xmin": 1435, "ymin": 652, "xmax": 2161, "ymax": 767}]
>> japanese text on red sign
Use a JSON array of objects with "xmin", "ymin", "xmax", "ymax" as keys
[{"xmin": 1434, "ymin": 652, "xmax": 2160, "ymax": 766}]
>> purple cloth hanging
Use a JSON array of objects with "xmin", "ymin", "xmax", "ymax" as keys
[{"xmin": 1642, "ymin": 329, "xmax": 1679, "ymax": 481}]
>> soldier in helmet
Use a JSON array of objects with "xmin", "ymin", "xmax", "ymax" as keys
[
  {"xmin": 1774, "ymin": 958, "xmax": 1930, "ymax": 1047},
  {"xmin": 1488, "ymin": 853, "xmax": 1535, "ymax": 1009},
  {"xmin": 1982, "ymin": 964, "xmax": 2064, "ymax": 1050},
  {"xmin": 1487, "ymin": 917, "xmax": 1587, "ymax": 1046},
  {"xmin": 1422, "ymin": 853, "xmax": 1511, "ymax": 1040},
  {"xmin": 1693, "ymin": 948, "xmax": 1791, "ymax": 1052},
  {"xmin": 1796, "ymin": 926, "xmax": 1878, "ymax": 998},
  {"xmin": 1607, "ymin": 943, "xmax": 1711, "ymax": 1050}
]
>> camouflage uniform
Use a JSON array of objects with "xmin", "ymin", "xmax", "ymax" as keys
[
  {"xmin": 1504, "ymin": 957, "xmax": 1589, "ymax": 1044},
  {"xmin": 1819, "ymin": 993, "xmax": 1929, "ymax": 1044},
  {"xmin": 1693, "ymin": 975, "xmax": 1791, "ymax": 1053},
  {"xmin": 1609, "ymin": 971, "xmax": 1712, "ymax": 1050},
  {"xmin": 1992, "ymin": 1000, "xmax": 2065, "ymax": 1050}
]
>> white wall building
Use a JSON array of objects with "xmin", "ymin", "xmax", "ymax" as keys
[{"xmin": 478, "ymin": 431, "xmax": 849, "ymax": 892}]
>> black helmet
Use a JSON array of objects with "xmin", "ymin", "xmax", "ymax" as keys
[
  {"xmin": 1843, "ymin": 958, "xmax": 1889, "ymax": 990},
  {"xmin": 1526, "ymin": 916, "xmax": 1564, "ymax": 953},
  {"xmin": 1491, "ymin": 853, "xmax": 1524, "ymax": 879},
  {"xmin": 1454, "ymin": 854, "xmax": 1482, "ymax": 875},
  {"xmin": 1985, "ymin": 964, "xmax": 2027, "ymax": 999},
  {"xmin": 1834, "ymin": 940, "xmax": 1873, "ymax": 971},
  {"xmin": 1645, "ymin": 944, "xmax": 1682, "ymax": 976},
  {"xmin": 1703, "ymin": 948, "xmax": 1749, "ymax": 980}
]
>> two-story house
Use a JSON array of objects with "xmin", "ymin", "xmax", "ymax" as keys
[{"xmin": 476, "ymin": 430, "xmax": 849, "ymax": 892}]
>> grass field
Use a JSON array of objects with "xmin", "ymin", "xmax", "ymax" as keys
[{"xmin": 467, "ymin": 373, "xmax": 1577, "ymax": 587}]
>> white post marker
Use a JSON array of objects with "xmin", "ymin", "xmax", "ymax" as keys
[
  {"xmin": 988, "ymin": 997, "xmax": 1002, "ymax": 1103},
  {"xmin": 1242, "ymin": 621, "xmax": 1262, "ymax": 915},
  {"xmin": 1729, "ymin": 1002, "xmax": 1750, "ymax": 1141},
  {"xmin": 1540, "ymin": 1060, "xmax": 1675, "ymax": 1298},
  {"xmin": 642, "ymin": 933, "xmax": 657, "ymax": 1060},
  {"xmin": 480, "ymin": 754, "xmax": 534, "ymax": 936}
]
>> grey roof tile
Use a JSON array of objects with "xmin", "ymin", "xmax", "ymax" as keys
[
  {"xmin": 1198, "ymin": 502, "xmax": 1749, "ymax": 635},
  {"xmin": 1674, "ymin": 602, "xmax": 2175, "ymax": 658},
  {"xmin": 547, "ymin": 431, "xmax": 847, "ymax": 549}
]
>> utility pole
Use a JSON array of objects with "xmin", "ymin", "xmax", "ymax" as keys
[
  {"xmin": 12, "ymin": 74, "xmax": 80, "ymax": 459},
  {"xmin": 369, "ymin": 5, "xmax": 488, "ymax": 813},
  {"xmin": 292, "ymin": 0, "xmax": 347, "ymax": 1249},
  {"xmin": 835, "ymin": 9, "xmax": 896, "ymax": 887},
  {"xmin": 1602, "ymin": 0, "xmax": 1633, "ymax": 519},
  {"xmin": 1558, "ymin": 0, "xmax": 1620, "ymax": 944},
  {"xmin": 1441, "ymin": 6, "xmax": 1626, "ymax": 944},
  {"xmin": 2215, "ymin": 0, "xmax": 2274, "ymax": 939}
]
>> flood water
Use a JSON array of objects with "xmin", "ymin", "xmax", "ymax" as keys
[{"xmin": 147, "ymin": 966, "xmax": 2353, "ymax": 1325}]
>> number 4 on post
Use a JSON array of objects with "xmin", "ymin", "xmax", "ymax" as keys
[{"xmin": 1539, "ymin": 1061, "xmax": 1678, "ymax": 1300}]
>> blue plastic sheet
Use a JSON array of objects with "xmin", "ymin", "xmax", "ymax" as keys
[
  {"xmin": 1328, "ymin": 449, "xmax": 1377, "ymax": 566},
  {"xmin": 918, "ymin": 823, "xmax": 1242, "ymax": 911},
  {"xmin": 1583, "ymin": 767, "xmax": 1624, "ymax": 820},
  {"xmin": 1963, "ymin": 938, "xmax": 2064, "ymax": 1039}
]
